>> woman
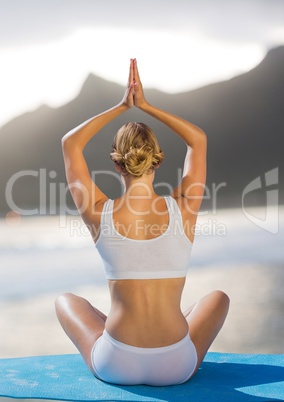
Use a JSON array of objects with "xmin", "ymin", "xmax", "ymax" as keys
[{"xmin": 55, "ymin": 59, "xmax": 230, "ymax": 386}]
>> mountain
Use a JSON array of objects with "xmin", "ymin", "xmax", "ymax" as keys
[{"xmin": 0, "ymin": 46, "xmax": 283, "ymax": 216}]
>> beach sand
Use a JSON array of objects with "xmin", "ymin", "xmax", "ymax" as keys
[{"xmin": 1, "ymin": 263, "xmax": 283, "ymax": 359}]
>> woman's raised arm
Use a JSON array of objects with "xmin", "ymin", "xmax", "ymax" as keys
[
  {"xmin": 133, "ymin": 59, "xmax": 207, "ymax": 215},
  {"xmin": 61, "ymin": 59, "xmax": 136, "ymax": 222}
]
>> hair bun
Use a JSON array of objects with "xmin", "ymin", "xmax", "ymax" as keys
[
  {"xmin": 123, "ymin": 144, "xmax": 153, "ymax": 176},
  {"xmin": 110, "ymin": 122, "xmax": 164, "ymax": 177}
]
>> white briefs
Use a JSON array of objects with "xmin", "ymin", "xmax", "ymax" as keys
[{"xmin": 91, "ymin": 329, "xmax": 198, "ymax": 386}]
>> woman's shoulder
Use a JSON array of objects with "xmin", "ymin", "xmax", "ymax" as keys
[{"xmin": 82, "ymin": 197, "xmax": 110, "ymax": 226}]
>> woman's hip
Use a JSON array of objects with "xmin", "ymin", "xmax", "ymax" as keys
[{"xmin": 91, "ymin": 329, "xmax": 197, "ymax": 386}]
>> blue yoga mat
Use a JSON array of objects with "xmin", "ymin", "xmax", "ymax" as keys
[{"xmin": 0, "ymin": 352, "xmax": 283, "ymax": 401}]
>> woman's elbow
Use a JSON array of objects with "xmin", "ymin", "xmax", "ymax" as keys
[
  {"xmin": 61, "ymin": 133, "xmax": 73, "ymax": 149},
  {"xmin": 187, "ymin": 129, "xmax": 207, "ymax": 150},
  {"xmin": 61, "ymin": 137, "xmax": 68, "ymax": 153},
  {"xmin": 197, "ymin": 129, "xmax": 207, "ymax": 149},
  {"xmin": 199, "ymin": 128, "xmax": 207, "ymax": 142}
]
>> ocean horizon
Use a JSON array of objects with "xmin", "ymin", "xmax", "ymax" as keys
[{"xmin": 0, "ymin": 206, "xmax": 283, "ymax": 302}]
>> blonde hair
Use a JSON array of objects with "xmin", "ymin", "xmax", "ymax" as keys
[{"xmin": 110, "ymin": 122, "xmax": 164, "ymax": 177}]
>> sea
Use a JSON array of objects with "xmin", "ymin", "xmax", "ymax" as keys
[{"xmin": 0, "ymin": 206, "xmax": 283, "ymax": 302}]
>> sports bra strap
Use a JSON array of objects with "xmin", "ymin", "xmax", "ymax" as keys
[
  {"xmin": 101, "ymin": 197, "xmax": 181, "ymax": 222},
  {"xmin": 100, "ymin": 199, "xmax": 113, "ymax": 227},
  {"xmin": 100, "ymin": 196, "xmax": 184, "ymax": 235},
  {"xmin": 164, "ymin": 196, "xmax": 181, "ymax": 215}
]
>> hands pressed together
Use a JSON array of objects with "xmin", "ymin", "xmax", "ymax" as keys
[{"xmin": 122, "ymin": 58, "xmax": 147, "ymax": 109}]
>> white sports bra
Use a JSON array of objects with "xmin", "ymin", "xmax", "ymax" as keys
[{"xmin": 96, "ymin": 196, "xmax": 192, "ymax": 280}]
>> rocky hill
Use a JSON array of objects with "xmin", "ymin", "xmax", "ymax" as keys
[{"xmin": 0, "ymin": 46, "xmax": 283, "ymax": 215}]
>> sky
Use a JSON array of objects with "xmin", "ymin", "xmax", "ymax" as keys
[{"xmin": 0, "ymin": 0, "xmax": 284, "ymax": 128}]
